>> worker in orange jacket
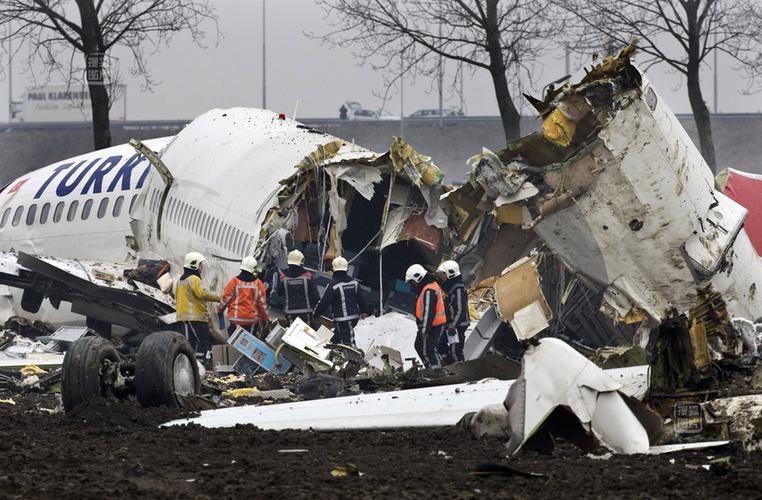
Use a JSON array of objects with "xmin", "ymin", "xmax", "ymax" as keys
[
  {"xmin": 406, "ymin": 264, "xmax": 447, "ymax": 369},
  {"xmin": 218, "ymin": 256, "xmax": 269, "ymax": 337}
]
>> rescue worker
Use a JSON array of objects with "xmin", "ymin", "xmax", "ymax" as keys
[
  {"xmin": 175, "ymin": 252, "xmax": 220, "ymax": 363},
  {"xmin": 406, "ymin": 263, "xmax": 447, "ymax": 369},
  {"xmin": 218, "ymin": 256, "xmax": 269, "ymax": 337},
  {"xmin": 277, "ymin": 249, "xmax": 319, "ymax": 325},
  {"xmin": 438, "ymin": 260, "xmax": 469, "ymax": 363},
  {"xmin": 312, "ymin": 256, "xmax": 367, "ymax": 347}
]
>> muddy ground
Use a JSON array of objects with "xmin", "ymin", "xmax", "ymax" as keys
[{"xmin": 1, "ymin": 393, "xmax": 761, "ymax": 499}]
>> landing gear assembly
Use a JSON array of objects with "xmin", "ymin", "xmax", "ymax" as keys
[{"xmin": 61, "ymin": 331, "xmax": 200, "ymax": 412}]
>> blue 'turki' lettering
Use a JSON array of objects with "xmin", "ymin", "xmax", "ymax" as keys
[
  {"xmin": 106, "ymin": 153, "xmax": 147, "ymax": 193},
  {"xmin": 34, "ymin": 163, "xmax": 73, "ymax": 199},
  {"xmin": 80, "ymin": 155, "xmax": 122, "ymax": 195},
  {"xmin": 135, "ymin": 164, "xmax": 153, "ymax": 189},
  {"xmin": 55, "ymin": 158, "xmax": 99, "ymax": 197}
]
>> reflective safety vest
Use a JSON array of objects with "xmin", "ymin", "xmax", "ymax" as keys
[
  {"xmin": 280, "ymin": 271, "xmax": 314, "ymax": 314},
  {"xmin": 416, "ymin": 281, "xmax": 447, "ymax": 327},
  {"xmin": 221, "ymin": 277, "xmax": 269, "ymax": 325},
  {"xmin": 176, "ymin": 275, "xmax": 221, "ymax": 322}
]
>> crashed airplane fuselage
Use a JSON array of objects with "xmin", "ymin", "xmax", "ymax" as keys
[
  {"xmin": 0, "ymin": 108, "xmax": 451, "ymax": 331},
  {"xmin": 449, "ymin": 50, "xmax": 762, "ymax": 326}
]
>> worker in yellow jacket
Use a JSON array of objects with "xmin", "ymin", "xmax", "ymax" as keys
[{"xmin": 176, "ymin": 252, "xmax": 220, "ymax": 362}]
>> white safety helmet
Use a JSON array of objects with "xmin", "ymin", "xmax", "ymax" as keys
[
  {"xmin": 184, "ymin": 251, "xmax": 206, "ymax": 270},
  {"xmin": 287, "ymin": 249, "xmax": 305, "ymax": 266},
  {"xmin": 240, "ymin": 256, "xmax": 258, "ymax": 273},
  {"xmin": 405, "ymin": 264, "xmax": 427, "ymax": 284},
  {"xmin": 437, "ymin": 260, "xmax": 461, "ymax": 279},
  {"xmin": 332, "ymin": 256, "xmax": 349, "ymax": 272}
]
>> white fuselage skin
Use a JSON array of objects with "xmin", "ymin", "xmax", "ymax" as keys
[
  {"xmin": 0, "ymin": 137, "xmax": 172, "ymax": 324},
  {"xmin": 0, "ymin": 108, "xmax": 367, "ymax": 328}
]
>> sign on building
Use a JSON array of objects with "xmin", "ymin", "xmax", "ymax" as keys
[{"xmin": 21, "ymin": 84, "xmax": 126, "ymax": 122}]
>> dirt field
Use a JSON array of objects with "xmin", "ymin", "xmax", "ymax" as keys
[{"xmin": 1, "ymin": 393, "xmax": 761, "ymax": 499}]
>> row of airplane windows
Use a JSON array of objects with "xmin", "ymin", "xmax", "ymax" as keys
[
  {"xmin": 147, "ymin": 189, "xmax": 254, "ymax": 257},
  {"xmin": 0, "ymin": 194, "xmax": 139, "ymax": 230}
]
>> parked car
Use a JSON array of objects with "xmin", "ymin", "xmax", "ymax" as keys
[
  {"xmin": 376, "ymin": 109, "xmax": 401, "ymax": 121},
  {"xmin": 408, "ymin": 108, "xmax": 465, "ymax": 118},
  {"xmin": 349, "ymin": 108, "xmax": 381, "ymax": 120}
]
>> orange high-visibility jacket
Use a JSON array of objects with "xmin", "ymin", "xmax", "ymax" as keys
[
  {"xmin": 416, "ymin": 281, "xmax": 447, "ymax": 327},
  {"xmin": 220, "ymin": 277, "xmax": 269, "ymax": 325}
]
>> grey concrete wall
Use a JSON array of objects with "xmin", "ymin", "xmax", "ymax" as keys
[{"xmin": 1, "ymin": 114, "xmax": 760, "ymax": 187}]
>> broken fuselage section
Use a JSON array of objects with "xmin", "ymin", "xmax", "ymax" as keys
[{"xmin": 449, "ymin": 48, "xmax": 762, "ymax": 330}]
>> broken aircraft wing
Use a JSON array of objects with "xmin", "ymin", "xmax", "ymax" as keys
[{"xmin": 0, "ymin": 251, "xmax": 175, "ymax": 333}]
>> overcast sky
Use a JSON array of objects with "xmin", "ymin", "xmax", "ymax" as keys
[{"xmin": 1, "ymin": 0, "xmax": 761, "ymax": 122}]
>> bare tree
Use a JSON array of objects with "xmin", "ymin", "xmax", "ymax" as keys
[
  {"xmin": 315, "ymin": 0, "xmax": 559, "ymax": 144},
  {"xmin": 0, "ymin": 0, "xmax": 217, "ymax": 150},
  {"xmin": 555, "ymin": 0, "xmax": 762, "ymax": 171}
]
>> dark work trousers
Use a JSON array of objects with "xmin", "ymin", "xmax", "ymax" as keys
[
  {"xmin": 182, "ymin": 321, "xmax": 212, "ymax": 363},
  {"xmin": 415, "ymin": 324, "xmax": 445, "ymax": 369},
  {"xmin": 227, "ymin": 323, "xmax": 261, "ymax": 338},
  {"xmin": 438, "ymin": 325, "xmax": 468, "ymax": 365},
  {"xmin": 287, "ymin": 313, "xmax": 312, "ymax": 326},
  {"xmin": 454, "ymin": 324, "xmax": 467, "ymax": 362},
  {"xmin": 331, "ymin": 319, "xmax": 358, "ymax": 347}
]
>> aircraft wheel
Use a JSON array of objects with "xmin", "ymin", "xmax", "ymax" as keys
[
  {"xmin": 62, "ymin": 336, "xmax": 120, "ymax": 412},
  {"xmin": 135, "ymin": 331, "xmax": 199, "ymax": 407}
]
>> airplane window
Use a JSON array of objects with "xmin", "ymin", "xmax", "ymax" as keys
[
  {"xmin": 113, "ymin": 196, "xmax": 124, "ymax": 217},
  {"xmin": 243, "ymin": 234, "xmax": 252, "ymax": 255},
  {"xmin": 53, "ymin": 202, "xmax": 65, "ymax": 223},
  {"xmin": 97, "ymin": 198, "xmax": 109, "ymax": 219},
  {"xmin": 67, "ymin": 200, "xmax": 79, "ymax": 222},
  {"xmin": 204, "ymin": 215, "xmax": 212, "ymax": 239},
  {"xmin": 182, "ymin": 203, "xmax": 190, "ymax": 228},
  {"xmin": 26, "ymin": 204, "xmax": 37, "ymax": 226},
  {"xmin": 230, "ymin": 228, "xmax": 238, "ymax": 252},
  {"xmin": 81, "ymin": 199, "xmax": 93, "ymax": 220},
  {"xmin": 222, "ymin": 224, "xmax": 233, "ymax": 249},
  {"xmin": 191, "ymin": 208, "xmax": 199, "ymax": 233},
  {"xmin": 228, "ymin": 227, "xmax": 237, "ymax": 251},
  {"xmin": 129, "ymin": 194, "xmax": 138, "ymax": 213},
  {"xmin": 220, "ymin": 224, "xmax": 230, "ymax": 248},
  {"xmin": 12, "ymin": 206, "xmax": 23, "ymax": 227},
  {"xmin": 238, "ymin": 231, "xmax": 247, "ymax": 255},
  {"xmin": 200, "ymin": 212, "xmax": 208, "ymax": 236},
  {"xmin": 199, "ymin": 212, "xmax": 207, "ymax": 238},
  {"xmin": 211, "ymin": 219, "xmax": 219, "ymax": 242},
  {"xmin": 233, "ymin": 229, "xmax": 242, "ymax": 254},
  {"xmin": 200, "ymin": 213, "xmax": 208, "ymax": 236},
  {"xmin": 1, "ymin": 208, "xmax": 10, "ymax": 228},
  {"xmin": 167, "ymin": 197, "xmax": 176, "ymax": 222},
  {"xmin": 40, "ymin": 203, "xmax": 50, "ymax": 224}
]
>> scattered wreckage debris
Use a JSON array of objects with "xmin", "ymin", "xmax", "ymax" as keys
[
  {"xmin": 164, "ymin": 363, "xmax": 650, "ymax": 431},
  {"xmin": 5, "ymin": 48, "xmax": 762, "ymax": 469}
]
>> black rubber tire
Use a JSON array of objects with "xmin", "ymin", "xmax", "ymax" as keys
[
  {"xmin": 135, "ymin": 331, "xmax": 199, "ymax": 408},
  {"xmin": 62, "ymin": 336, "xmax": 120, "ymax": 412}
]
